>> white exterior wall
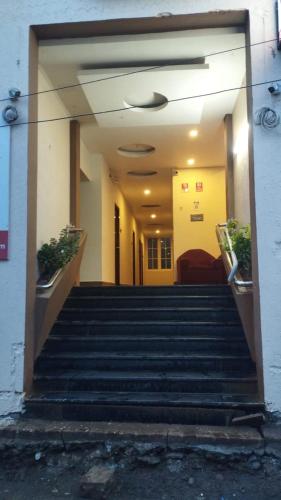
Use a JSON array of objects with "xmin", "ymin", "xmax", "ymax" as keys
[
  {"xmin": 37, "ymin": 66, "xmax": 70, "ymax": 249},
  {"xmin": 0, "ymin": 0, "xmax": 281, "ymax": 414},
  {"xmin": 80, "ymin": 154, "xmax": 103, "ymax": 283},
  {"xmin": 233, "ymin": 87, "xmax": 251, "ymax": 226}
]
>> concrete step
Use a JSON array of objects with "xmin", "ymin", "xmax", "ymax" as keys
[
  {"xmin": 45, "ymin": 335, "xmax": 249, "ymax": 354},
  {"xmin": 34, "ymin": 370, "xmax": 258, "ymax": 394},
  {"xmin": 59, "ymin": 307, "xmax": 240, "ymax": 322},
  {"xmin": 36, "ymin": 351, "xmax": 255, "ymax": 372},
  {"xmin": 52, "ymin": 320, "xmax": 244, "ymax": 337},
  {"xmin": 65, "ymin": 295, "xmax": 235, "ymax": 309},
  {"xmin": 71, "ymin": 285, "xmax": 232, "ymax": 297},
  {"xmin": 25, "ymin": 391, "xmax": 263, "ymax": 425}
]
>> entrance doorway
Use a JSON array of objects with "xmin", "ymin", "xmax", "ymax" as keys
[{"xmin": 114, "ymin": 204, "xmax": 120, "ymax": 285}]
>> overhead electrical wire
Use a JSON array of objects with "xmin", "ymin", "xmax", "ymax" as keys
[
  {"xmin": 1, "ymin": 75, "xmax": 281, "ymax": 129},
  {"xmin": 0, "ymin": 36, "xmax": 278, "ymax": 103}
]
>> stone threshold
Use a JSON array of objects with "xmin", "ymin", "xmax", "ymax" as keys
[{"xmin": 0, "ymin": 418, "xmax": 266, "ymax": 452}]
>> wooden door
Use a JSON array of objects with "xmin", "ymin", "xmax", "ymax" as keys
[{"xmin": 139, "ymin": 239, "xmax": 144, "ymax": 285}]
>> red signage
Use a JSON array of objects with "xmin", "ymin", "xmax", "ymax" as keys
[
  {"xmin": 182, "ymin": 183, "xmax": 189, "ymax": 192},
  {"xmin": 0, "ymin": 231, "xmax": 8, "ymax": 260},
  {"xmin": 196, "ymin": 182, "xmax": 203, "ymax": 192}
]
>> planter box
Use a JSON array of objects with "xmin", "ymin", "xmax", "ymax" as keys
[{"xmin": 34, "ymin": 232, "xmax": 87, "ymax": 359}]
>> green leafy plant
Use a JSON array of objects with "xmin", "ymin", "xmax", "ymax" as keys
[
  {"xmin": 225, "ymin": 219, "xmax": 251, "ymax": 278},
  {"xmin": 37, "ymin": 227, "xmax": 80, "ymax": 281}
]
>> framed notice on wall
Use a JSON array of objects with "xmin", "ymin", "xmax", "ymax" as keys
[
  {"xmin": 0, "ymin": 125, "xmax": 10, "ymax": 260},
  {"xmin": 196, "ymin": 182, "xmax": 203, "ymax": 192}
]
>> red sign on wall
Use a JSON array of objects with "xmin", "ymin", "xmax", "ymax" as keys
[
  {"xmin": 196, "ymin": 182, "xmax": 203, "ymax": 192},
  {"xmin": 0, "ymin": 125, "xmax": 10, "ymax": 260},
  {"xmin": 0, "ymin": 231, "xmax": 8, "ymax": 260}
]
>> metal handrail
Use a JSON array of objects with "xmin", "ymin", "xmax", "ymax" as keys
[
  {"xmin": 37, "ymin": 268, "xmax": 62, "ymax": 290},
  {"xmin": 216, "ymin": 223, "xmax": 253, "ymax": 288}
]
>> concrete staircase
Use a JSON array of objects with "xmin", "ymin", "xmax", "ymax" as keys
[{"xmin": 25, "ymin": 285, "xmax": 263, "ymax": 425}]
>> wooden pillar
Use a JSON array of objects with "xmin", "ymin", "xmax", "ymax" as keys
[
  {"xmin": 224, "ymin": 114, "xmax": 234, "ymax": 219},
  {"xmin": 70, "ymin": 120, "xmax": 80, "ymax": 227}
]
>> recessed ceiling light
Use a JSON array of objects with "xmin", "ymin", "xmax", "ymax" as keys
[
  {"xmin": 187, "ymin": 158, "xmax": 195, "ymax": 166},
  {"xmin": 150, "ymin": 214, "xmax": 157, "ymax": 219},
  {"xmin": 155, "ymin": 229, "xmax": 160, "ymax": 234},
  {"xmin": 118, "ymin": 144, "xmax": 155, "ymax": 158},
  {"xmin": 127, "ymin": 170, "xmax": 157, "ymax": 177},
  {"xmin": 144, "ymin": 189, "xmax": 151, "ymax": 196},
  {"xmin": 189, "ymin": 129, "xmax": 198, "ymax": 138}
]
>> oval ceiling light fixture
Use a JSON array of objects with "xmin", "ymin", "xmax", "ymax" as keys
[
  {"xmin": 144, "ymin": 189, "xmax": 151, "ymax": 196},
  {"xmin": 127, "ymin": 170, "xmax": 157, "ymax": 177},
  {"xmin": 141, "ymin": 204, "xmax": 161, "ymax": 208},
  {"xmin": 150, "ymin": 214, "xmax": 157, "ymax": 219},
  {"xmin": 155, "ymin": 229, "xmax": 161, "ymax": 234},
  {"xmin": 118, "ymin": 143, "xmax": 155, "ymax": 158},
  {"xmin": 124, "ymin": 91, "xmax": 168, "ymax": 112}
]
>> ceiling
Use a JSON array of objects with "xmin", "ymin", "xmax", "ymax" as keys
[{"xmin": 39, "ymin": 27, "xmax": 246, "ymax": 235}]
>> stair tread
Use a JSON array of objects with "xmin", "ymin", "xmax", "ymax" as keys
[
  {"xmin": 48, "ymin": 334, "xmax": 245, "ymax": 342},
  {"xmin": 39, "ymin": 352, "xmax": 252, "ymax": 360},
  {"xmin": 67, "ymin": 295, "xmax": 234, "ymax": 300},
  {"xmin": 34, "ymin": 369, "xmax": 257, "ymax": 381},
  {"xmin": 26, "ymin": 391, "xmax": 262, "ymax": 407},
  {"xmin": 62, "ymin": 306, "xmax": 237, "ymax": 311},
  {"xmin": 55, "ymin": 319, "xmax": 241, "ymax": 325}
]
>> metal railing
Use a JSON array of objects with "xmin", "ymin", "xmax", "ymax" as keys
[
  {"xmin": 37, "ymin": 268, "xmax": 62, "ymax": 290},
  {"xmin": 216, "ymin": 223, "xmax": 253, "ymax": 288}
]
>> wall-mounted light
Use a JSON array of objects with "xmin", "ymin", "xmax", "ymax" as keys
[
  {"xmin": 155, "ymin": 229, "xmax": 160, "ymax": 234},
  {"xmin": 144, "ymin": 189, "xmax": 151, "ymax": 196},
  {"xmin": 150, "ymin": 214, "xmax": 157, "ymax": 219}
]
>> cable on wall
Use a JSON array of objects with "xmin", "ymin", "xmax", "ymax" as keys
[
  {"xmin": 254, "ymin": 107, "xmax": 280, "ymax": 129},
  {"xmin": 2, "ymin": 75, "xmax": 281, "ymax": 129},
  {"xmin": 0, "ymin": 36, "xmax": 278, "ymax": 103}
]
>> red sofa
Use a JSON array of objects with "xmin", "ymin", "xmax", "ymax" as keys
[{"xmin": 177, "ymin": 249, "xmax": 227, "ymax": 285}]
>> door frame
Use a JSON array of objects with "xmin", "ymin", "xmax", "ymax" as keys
[
  {"xmin": 26, "ymin": 9, "xmax": 263, "ymax": 399},
  {"xmin": 114, "ymin": 204, "xmax": 120, "ymax": 285}
]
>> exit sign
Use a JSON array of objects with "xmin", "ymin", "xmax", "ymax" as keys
[{"xmin": 0, "ymin": 124, "xmax": 10, "ymax": 260}]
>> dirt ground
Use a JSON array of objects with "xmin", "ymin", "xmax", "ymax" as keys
[{"xmin": 1, "ymin": 447, "xmax": 281, "ymax": 500}]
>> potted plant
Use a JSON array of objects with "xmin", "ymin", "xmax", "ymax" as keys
[{"xmin": 37, "ymin": 227, "xmax": 80, "ymax": 285}]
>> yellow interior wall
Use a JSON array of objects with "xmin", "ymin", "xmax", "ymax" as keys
[
  {"xmin": 101, "ymin": 160, "xmax": 142, "ymax": 285},
  {"xmin": 143, "ymin": 235, "xmax": 174, "ymax": 286},
  {"xmin": 80, "ymin": 154, "xmax": 142, "ymax": 285},
  {"xmin": 173, "ymin": 168, "xmax": 226, "ymax": 271}
]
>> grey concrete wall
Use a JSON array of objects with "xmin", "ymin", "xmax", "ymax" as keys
[{"xmin": 0, "ymin": 0, "xmax": 280, "ymax": 414}]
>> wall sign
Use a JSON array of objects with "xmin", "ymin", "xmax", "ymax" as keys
[
  {"xmin": 196, "ymin": 182, "xmax": 203, "ymax": 192},
  {"xmin": 0, "ymin": 122, "xmax": 10, "ymax": 260},
  {"xmin": 191, "ymin": 214, "xmax": 204, "ymax": 222},
  {"xmin": 181, "ymin": 183, "xmax": 189, "ymax": 192}
]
